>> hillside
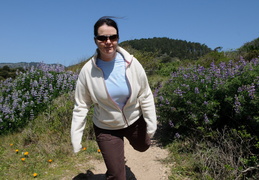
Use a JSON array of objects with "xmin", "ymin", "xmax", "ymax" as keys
[
  {"xmin": 0, "ymin": 62, "xmax": 64, "ymax": 80},
  {"xmin": 0, "ymin": 62, "xmax": 43, "ymax": 68},
  {"xmin": 120, "ymin": 37, "xmax": 212, "ymax": 60},
  {"xmin": 238, "ymin": 37, "xmax": 259, "ymax": 60}
]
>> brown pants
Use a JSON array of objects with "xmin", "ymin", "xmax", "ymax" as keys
[{"xmin": 94, "ymin": 116, "xmax": 151, "ymax": 180}]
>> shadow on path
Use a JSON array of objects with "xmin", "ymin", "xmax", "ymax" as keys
[{"xmin": 72, "ymin": 165, "xmax": 137, "ymax": 180}]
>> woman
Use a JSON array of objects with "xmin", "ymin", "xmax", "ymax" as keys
[{"xmin": 71, "ymin": 16, "xmax": 157, "ymax": 180}]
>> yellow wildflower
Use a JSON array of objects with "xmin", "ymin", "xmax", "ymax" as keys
[
  {"xmin": 15, "ymin": 149, "xmax": 19, "ymax": 153},
  {"xmin": 82, "ymin": 147, "xmax": 87, "ymax": 151},
  {"xmin": 33, "ymin": 173, "xmax": 38, "ymax": 177},
  {"xmin": 10, "ymin": 143, "xmax": 13, "ymax": 146},
  {"xmin": 21, "ymin": 158, "xmax": 26, "ymax": 161},
  {"xmin": 48, "ymin": 159, "xmax": 53, "ymax": 163},
  {"xmin": 97, "ymin": 149, "xmax": 101, "ymax": 153},
  {"xmin": 24, "ymin": 152, "xmax": 29, "ymax": 156}
]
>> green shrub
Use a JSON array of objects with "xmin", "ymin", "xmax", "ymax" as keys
[
  {"xmin": 156, "ymin": 58, "xmax": 259, "ymax": 141},
  {"xmin": 155, "ymin": 58, "xmax": 259, "ymax": 178},
  {"xmin": 0, "ymin": 63, "xmax": 78, "ymax": 134}
]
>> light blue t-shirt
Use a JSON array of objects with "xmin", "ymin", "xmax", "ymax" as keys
[{"xmin": 96, "ymin": 53, "xmax": 130, "ymax": 109}]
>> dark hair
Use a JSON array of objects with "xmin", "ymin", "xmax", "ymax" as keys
[{"xmin": 94, "ymin": 16, "xmax": 119, "ymax": 38}]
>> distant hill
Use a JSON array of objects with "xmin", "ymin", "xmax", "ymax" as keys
[
  {"xmin": 0, "ymin": 62, "xmax": 64, "ymax": 69},
  {"xmin": 0, "ymin": 62, "xmax": 42, "ymax": 68},
  {"xmin": 238, "ymin": 37, "xmax": 259, "ymax": 60},
  {"xmin": 119, "ymin": 37, "xmax": 212, "ymax": 60},
  {"xmin": 0, "ymin": 62, "xmax": 65, "ymax": 80}
]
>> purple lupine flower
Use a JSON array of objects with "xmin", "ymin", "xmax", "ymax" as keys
[
  {"xmin": 181, "ymin": 84, "xmax": 190, "ymax": 90},
  {"xmin": 154, "ymin": 83, "xmax": 163, "ymax": 97},
  {"xmin": 237, "ymin": 86, "xmax": 243, "ymax": 92},
  {"xmin": 238, "ymin": 83, "xmax": 256, "ymax": 99},
  {"xmin": 31, "ymin": 88, "xmax": 38, "ymax": 97},
  {"xmin": 56, "ymin": 74, "xmax": 64, "ymax": 88},
  {"xmin": 174, "ymin": 87, "xmax": 184, "ymax": 97},
  {"xmin": 234, "ymin": 94, "xmax": 241, "ymax": 113},
  {"xmin": 169, "ymin": 120, "xmax": 174, "ymax": 127},
  {"xmin": 175, "ymin": 133, "xmax": 181, "ymax": 139},
  {"xmin": 24, "ymin": 91, "xmax": 30, "ymax": 101},
  {"xmin": 197, "ymin": 65, "xmax": 205, "ymax": 74},
  {"xmin": 219, "ymin": 61, "xmax": 226, "ymax": 68},
  {"xmin": 254, "ymin": 76, "xmax": 259, "ymax": 86},
  {"xmin": 12, "ymin": 99, "xmax": 19, "ymax": 109},
  {"xmin": 30, "ymin": 109, "xmax": 34, "ymax": 120},
  {"xmin": 194, "ymin": 87, "xmax": 199, "ymax": 94},
  {"xmin": 21, "ymin": 101, "xmax": 29, "ymax": 109},
  {"xmin": 183, "ymin": 74, "xmax": 189, "ymax": 79},
  {"xmin": 159, "ymin": 95, "xmax": 164, "ymax": 102},
  {"xmin": 166, "ymin": 99, "xmax": 170, "ymax": 104},
  {"xmin": 43, "ymin": 91, "xmax": 49, "ymax": 103},
  {"xmin": 204, "ymin": 114, "xmax": 209, "ymax": 124},
  {"xmin": 247, "ymin": 83, "xmax": 256, "ymax": 99},
  {"xmin": 31, "ymin": 80, "xmax": 39, "ymax": 87},
  {"xmin": 153, "ymin": 88, "xmax": 159, "ymax": 97},
  {"xmin": 49, "ymin": 84, "xmax": 53, "ymax": 93},
  {"xmin": 30, "ymin": 101, "xmax": 34, "ymax": 106}
]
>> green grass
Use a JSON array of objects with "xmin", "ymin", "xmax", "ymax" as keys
[
  {"xmin": 164, "ymin": 140, "xmax": 200, "ymax": 180},
  {"xmin": 0, "ymin": 93, "xmax": 101, "ymax": 179}
]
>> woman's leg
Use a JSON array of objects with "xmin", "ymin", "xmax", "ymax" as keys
[
  {"xmin": 125, "ymin": 116, "xmax": 151, "ymax": 152},
  {"xmin": 94, "ymin": 125, "xmax": 126, "ymax": 180}
]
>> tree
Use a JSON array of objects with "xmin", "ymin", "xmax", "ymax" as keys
[
  {"xmin": 120, "ymin": 37, "xmax": 212, "ymax": 61},
  {"xmin": 2, "ymin": 65, "xmax": 10, "ymax": 72}
]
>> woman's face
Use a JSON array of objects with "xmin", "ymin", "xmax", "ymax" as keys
[{"xmin": 95, "ymin": 24, "xmax": 118, "ymax": 61}]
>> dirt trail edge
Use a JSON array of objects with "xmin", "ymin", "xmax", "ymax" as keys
[{"xmin": 85, "ymin": 138, "xmax": 171, "ymax": 180}]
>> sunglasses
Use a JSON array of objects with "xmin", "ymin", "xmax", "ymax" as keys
[{"xmin": 95, "ymin": 34, "xmax": 118, "ymax": 41}]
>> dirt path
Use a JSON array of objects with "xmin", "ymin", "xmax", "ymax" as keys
[{"xmin": 82, "ymin": 138, "xmax": 171, "ymax": 180}]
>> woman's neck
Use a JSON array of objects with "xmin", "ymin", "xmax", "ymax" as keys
[{"xmin": 99, "ymin": 52, "xmax": 117, "ymax": 61}]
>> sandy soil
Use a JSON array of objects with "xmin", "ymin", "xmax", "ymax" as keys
[{"xmin": 72, "ymin": 138, "xmax": 171, "ymax": 180}]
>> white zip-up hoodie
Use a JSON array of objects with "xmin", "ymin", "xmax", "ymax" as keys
[{"xmin": 71, "ymin": 47, "xmax": 157, "ymax": 153}]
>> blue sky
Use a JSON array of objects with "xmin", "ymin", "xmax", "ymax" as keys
[{"xmin": 0, "ymin": 0, "xmax": 258, "ymax": 67}]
